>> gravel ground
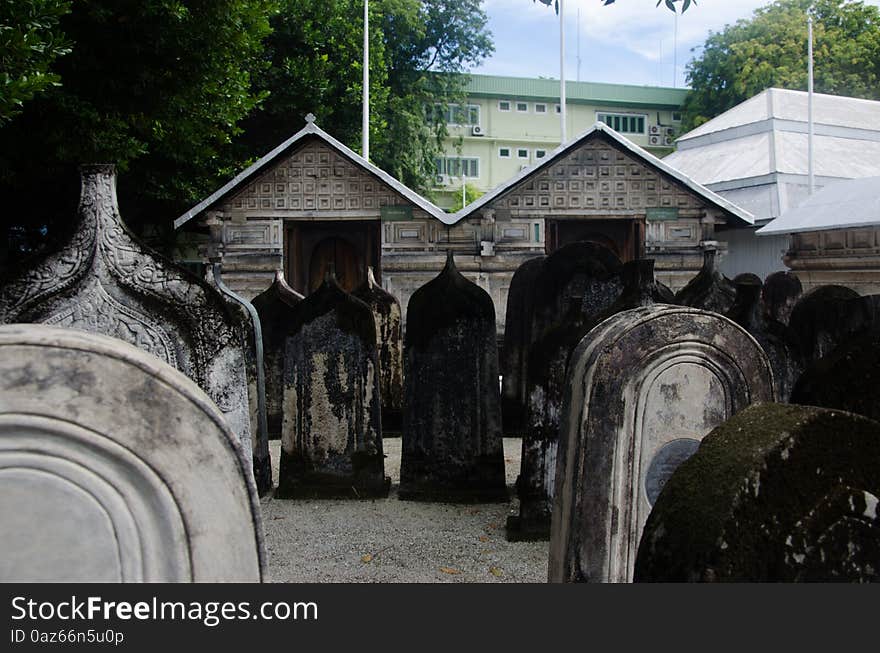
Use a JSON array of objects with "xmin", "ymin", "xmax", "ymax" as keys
[{"xmin": 261, "ymin": 438, "xmax": 550, "ymax": 583}]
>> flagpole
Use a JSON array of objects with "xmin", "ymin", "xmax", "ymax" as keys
[
  {"xmin": 363, "ymin": 0, "xmax": 370, "ymax": 160},
  {"xmin": 807, "ymin": 15, "xmax": 814, "ymax": 195},
  {"xmin": 560, "ymin": 0, "xmax": 566, "ymax": 144}
]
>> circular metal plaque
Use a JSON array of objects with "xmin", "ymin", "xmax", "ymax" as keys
[{"xmin": 645, "ymin": 438, "xmax": 701, "ymax": 506}]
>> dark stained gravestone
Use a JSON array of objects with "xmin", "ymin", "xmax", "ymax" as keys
[
  {"xmin": 508, "ymin": 258, "xmax": 670, "ymax": 541},
  {"xmin": 353, "ymin": 267, "xmax": 404, "ymax": 433},
  {"xmin": 501, "ymin": 255, "xmax": 546, "ymax": 436},
  {"xmin": 549, "ymin": 305, "xmax": 774, "ymax": 583},
  {"xmin": 277, "ymin": 274, "xmax": 389, "ymax": 498},
  {"xmin": 0, "ymin": 325, "xmax": 264, "ymax": 582},
  {"xmin": 0, "ymin": 166, "xmax": 257, "ymax": 485},
  {"xmin": 252, "ymin": 271, "xmax": 304, "ymax": 439},
  {"xmin": 761, "ymin": 271, "xmax": 802, "ymax": 326},
  {"xmin": 400, "ymin": 251, "xmax": 507, "ymax": 502},
  {"xmin": 727, "ymin": 277, "xmax": 804, "ymax": 402},
  {"xmin": 635, "ymin": 403, "xmax": 880, "ymax": 582},
  {"xmin": 788, "ymin": 284, "xmax": 861, "ymax": 363},
  {"xmin": 674, "ymin": 248, "xmax": 736, "ymax": 314}
]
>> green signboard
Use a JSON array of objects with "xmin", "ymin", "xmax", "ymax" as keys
[
  {"xmin": 380, "ymin": 205, "xmax": 413, "ymax": 221},
  {"xmin": 646, "ymin": 207, "xmax": 679, "ymax": 221}
]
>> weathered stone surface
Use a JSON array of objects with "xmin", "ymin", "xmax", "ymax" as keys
[
  {"xmin": 727, "ymin": 277, "xmax": 804, "ymax": 402},
  {"xmin": 0, "ymin": 325, "xmax": 265, "ymax": 582},
  {"xmin": 789, "ymin": 285, "xmax": 861, "ymax": 363},
  {"xmin": 674, "ymin": 249, "xmax": 736, "ymax": 314},
  {"xmin": 635, "ymin": 403, "xmax": 880, "ymax": 582},
  {"xmin": 549, "ymin": 305, "xmax": 774, "ymax": 582},
  {"xmin": 353, "ymin": 267, "xmax": 404, "ymax": 433},
  {"xmin": 252, "ymin": 271, "xmax": 303, "ymax": 439},
  {"xmin": 761, "ymin": 271, "xmax": 803, "ymax": 326},
  {"xmin": 278, "ymin": 275, "xmax": 388, "ymax": 499},
  {"xmin": 0, "ymin": 166, "xmax": 256, "ymax": 482},
  {"xmin": 400, "ymin": 251, "xmax": 507, "ymax": 502},
  {"xmin": 501, "ymin": 255, "xmax": 546, "ymax": 436},
  {"xmin": 508, "ymin": 259, "xmax": 670, "ymax": 541}
]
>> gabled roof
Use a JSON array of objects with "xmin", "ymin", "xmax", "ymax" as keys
[
  {"xmin": 174, "ymin": 116, "xmax": 450, "ymax": 230},
  {"xmin": 455, "ymin": 122, "xmax": 754, "ymax": 226},
  {"xmin": 757, "ymin": 176, "xmax": 880, "ymax": 235}
]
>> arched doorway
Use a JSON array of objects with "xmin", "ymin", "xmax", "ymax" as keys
[{"xmin": 308, "ymin": 237, "xmax": 363, "ymax": 293}]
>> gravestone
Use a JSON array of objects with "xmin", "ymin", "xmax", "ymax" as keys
[
  {"xmin": 353, "ymin": 267, "xmax": 404, "ymax": 433},
  {"xmin": 400, "ymin": 251, "xmax": 507, "ymax": 502},
  {"xmin": 501, "ymin": 255, "xmax": 546, "ymax": 435},
  {"xmin": 727, "ymin": 277, "xmax": 803, "ymax": 402},
  {"xmin": 674, "ymin": 248, "xmax": 736, "ymax": 314},
  {"xmin": 252, "ymin": 271, "xmax": 304, "ymax": 439},
  {"xmin": 789, "ymin": 285, "xmax": 861, "ymax": 363},
  {"xmin": 761, "ymin": 271, "xmax": 802, "ymax": 326},
  {"xmin": 508, "ymin": 259, "xmax": 670, "ymax": 541},
  {"xmin": 0, "ymin": 325, "xmax": 264, "ymax": 582},
  {"xmin": 0, "ymin": 166, "xmax": 256, "ymax": 482},
  {"xmin": 277, "ymin": 274, "xmax": 389, "ymax": 498},
  {"xmin": 635, "ymin": 403, "xmax": 880, "ymax": 582},
  {"xmin": 548, "ymin": 305, "xmax": 774, "ymax": 583}
]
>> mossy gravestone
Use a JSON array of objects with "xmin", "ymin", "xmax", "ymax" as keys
[
  {"xmin": 509, "ymin": 259, "xmax": 671, "ymax": 541},
  {"xmin": 635, "ymin": 403, "xmax": 880, "ymax": 582},
  {"xmin": 674, "ymin": 248, "xmax": 736, "ymax": 314},
  {"xmin": 277, "ymin": 275, "xmax": 389, "ymax": 499},
  {"xmin": 353, "ymin": 267, "xmax": 404, "ymax": 433},
  {"xmin": 761, "ymin": 271, "xmax": 802, "ymax": 326},
  {"xmin": 549, "ymin": 305, "xmax": 774, "ymax": 583},
  {"xmin": 400, "ymin": 251, "xmax": 507, "ymax": 502},
  {"xmin": 789, "ymin": 285, "xmax": 860, "ymax": 363},
  {"xmin": 252, "ymin": 272, "xmax": 303, "ymax": 439}
]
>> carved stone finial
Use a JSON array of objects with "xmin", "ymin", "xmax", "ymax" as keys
[
  {"xmin": 305, "ymin": 113, "xmax": 316, "ymax": 124},
  {"xmin": 366, "ymin": 266, "xmax": 378, "ymax": 290}
]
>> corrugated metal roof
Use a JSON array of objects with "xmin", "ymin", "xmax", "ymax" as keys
[
  {"xmin": 464, "ymin": 74, "xmax": 688, "ymax": 108},
  {"xmin": 757, "ymin": 176, "xmax": 880, "ymax": 235}
]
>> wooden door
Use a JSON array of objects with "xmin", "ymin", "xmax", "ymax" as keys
[{"xmin": 308, "ymin": 237, "xmax": 363, "ymax": 293}]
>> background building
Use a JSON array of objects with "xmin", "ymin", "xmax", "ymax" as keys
[{"xmin": 433, "ymin": 74, "xmax": 688, "ymax": 208}]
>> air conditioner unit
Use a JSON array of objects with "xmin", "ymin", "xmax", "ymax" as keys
[
  {"xmin": 649, "ymin": 135, "xmax": 661, "ymax": 146},
  {"xmin": 435, "ymin": 174, "xmax": 449, "ymax": 185},
  {"xmin": 471, "ymin": 125, "xmax": 485, "ymax": 136},
  {"xmin": 665, "ymin": 127, "xmax": 676, "ymax": 136},
  {"xmin": 649, "ymin": 125, "xmax": 661, "ymax": 135},
  {"xmin": 663, "ymin": 136, "xmax": 675, "ymax": 146}
]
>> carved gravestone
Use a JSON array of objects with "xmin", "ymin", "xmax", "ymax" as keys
[
  {"xmin": 501, "ymin": 255, "xmax": 546, "ymax": 435},
  {"xmin": 277, "ymin": 274, "xmax": 389, "ymax": 498},
  {"xmin": 252, "ymin": 271, "xmax": 304, "ymax": 439},
  {"xmin": 548, "ymin": 305, "xmax": 774, "ymax": 583},
  {"xmin": 0, "ymin": 166, "xmax": 257, "ymax": 482},
  {"xmin": 727, "ymin": 277, "xmax": 803, "ymax": 402},
  {"xmin": 635, "ymin": 403, "xmax": 880, "ymax": 582},
  {"xmin": 508, "ymin": 259, "xmax": 671, "ymax": 541},
  {"xmin": 761, "ymin": 271, "xmax": 802, "ymax": 326},
  {"xmin": 0, "ymin": 325, "xmax": 264, "ymax": 582},
  {"xmin": 400, "ymin": 251, "xmax": 507, "ymax": 502},
  {"xmin": 674, "ymin": 248, "xmax": 736, "ymax": 314},
  {"xmin": 353, "ymin": 267, "xmax": 404, "ymax": 433},
  {"xmin": 789, "ymin": 285, "xmax": 861, "ymax": 363}
]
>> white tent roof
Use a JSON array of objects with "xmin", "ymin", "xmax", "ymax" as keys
[{"xmin": 757, "ymin": 176, "xmax": 880, "ymax": 235}]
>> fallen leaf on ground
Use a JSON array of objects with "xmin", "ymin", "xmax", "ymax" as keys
[
  {"xmin": 467, "ymin": 508, "xmax": 481, "ymax": 515},
  {"xmin": 361, "ymin": 554, "xmax": 373, "ymax": 564},
  {"xmin": 489, "ymin": 566, "xmax": 503, "ymax": 577},
  {"xmin": 487, "ymin": 523, "xmax": 499, "ymax": 530},
  {"xmin": 439, "ymin": 566, "xmax": 462, "ymax": 575},
  {"xmin": 478, "ymin": 535, "xmax": 489, "ymax": 542}
]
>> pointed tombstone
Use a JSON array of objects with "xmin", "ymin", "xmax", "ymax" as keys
[
  {"xmin": 635, "ymin": 404, "xmax": 880, "ymax": 582},
  {"xmin": 400, "ymin": 251, "xmax": 507, "ymax": 502},
  {"xmin": 277, "ymin": 271, "xmax": 389, "ymax": 498},
  {"xmin": 0, "ymin": 165, "xmax": 256, "ymax": 482},
  {"xmin": 788, "ymin": 285, "xmax": 861, "ymax": 363},
  {"xmin": 674, "ymin": 248, "xmax": 736, "ymax": 314},
  {"xmin": 252, "ymin": 271, "xmax": 304, "ymax": 439},
  {"xmin": 508, "ymin": 259, "xmax": 670, "ymax": 541},
  {"xmin": 726, "ymin": 277, "xmax": 804, "ymax": 402},
  {"xmin": 761, "ymin": 271, "xmax": 802, "ymax": 326},
  {"xmin": 549, "ymin": 305, "xmax": 774, "ymax": 583},
  {"xmin": 0, "ymin": 325, "xmax": 264, "ymax": 581},
  {"xmin": 353, "ymin": 267, "xmax": 404, "ymax": 433}
]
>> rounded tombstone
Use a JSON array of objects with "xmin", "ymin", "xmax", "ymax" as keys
[
  {"xmin": 635, "ymin": 403, "xmax": 880, "ymax": 582},
  {"xmin": 400, "ymin": 251, "xmax": 507, "ymax": 502},
  {"xmin": 788, "ymin": 285, "xmax": 861, "ymax": 363},
  {"xmin": 277, "ymin": 274, "xmax": 389, "ymax": 499},
  {"xmin": 0, "ymin": 324, "xmax": 264, "ymax": 582},
  {"xmin": 674, "ymin": 249, "xmax": 736, "ymax": 314},
  {"xmin": 548, "ymin": 305, "xmax": 774, "ymax": 583},
  {"xmin": 761, "ymin": 271, "xmax": 802, "ymax": 326}
]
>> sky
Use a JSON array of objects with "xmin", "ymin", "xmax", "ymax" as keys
[{"xmin": 472, "ymin": 0, "xmax": 880, "ymax": 88}]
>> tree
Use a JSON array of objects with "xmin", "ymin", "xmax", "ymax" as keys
[
  {"xmin": 0, "ymin": 0, "xmax": 71, "ymax": 124},
  {"xmin": 683, "ymin": 0, "xmax": 880, "ymax": 129}
]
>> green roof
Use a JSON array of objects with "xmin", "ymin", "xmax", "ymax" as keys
[{"xmin": 464, "ymin": 74, "xmax": 688, "ymax": 109}]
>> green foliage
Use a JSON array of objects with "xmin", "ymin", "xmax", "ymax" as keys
[
  {"xmin": 683, "ymin": 0, "xmax": 880, "ymax": 129},
  {"xmin": 0, "ymin": 0, "xmax": 72, "ymax": 124}
]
